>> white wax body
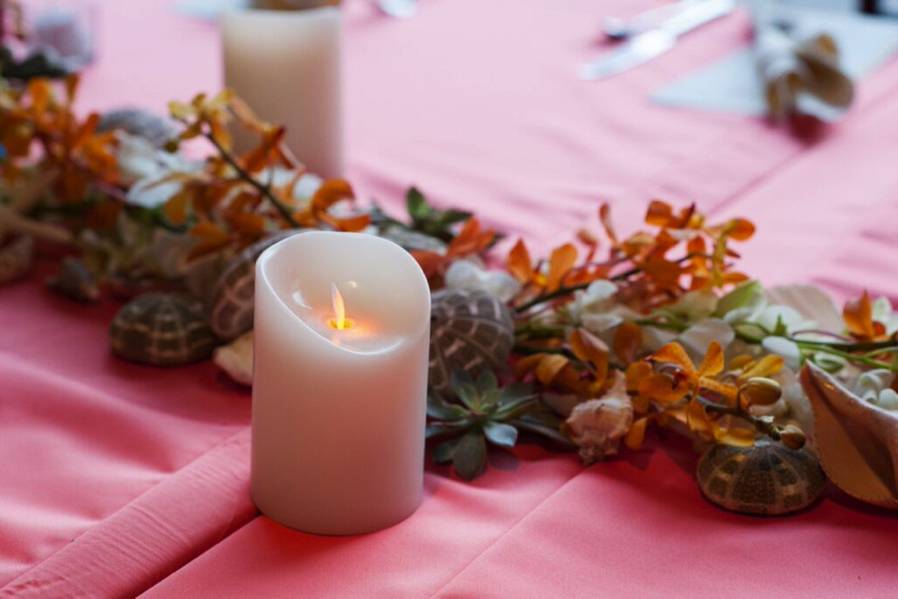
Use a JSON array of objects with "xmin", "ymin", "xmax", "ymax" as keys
[
  {"xmin": 252, "ymin": 232, "xmax": 430, "ymax": 534},
  {"xmin": 221, "ymin": 7, "xmax": 344, "ymax": 178}
]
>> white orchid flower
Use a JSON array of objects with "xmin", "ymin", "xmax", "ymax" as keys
[
  {"xmin": 678, "ymin": 318, "xmax": 735, "ymax": 359},
  {"xmin": 872, "ymin": 297, "xmax": 898, "ymax": 336},
  {"xmin": 445, "ymin": 260, "xmax": 521, "ymax": 303}
]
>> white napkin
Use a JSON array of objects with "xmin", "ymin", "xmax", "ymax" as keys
[
  {"xmin": 752, "ymin": 6, "xmax": 854, "ymax": 120},
  {"xmin": 652, "ymin": 2, "xmax": 898, "ymax": 121}
]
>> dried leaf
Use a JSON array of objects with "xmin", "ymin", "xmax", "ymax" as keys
[
  {"xmin": 697, "ymin": 341, "xmax": 724, "ymax": 377},
  {"xmin": 625, "ymin": 361, "xmax": 653, "ymax": 393},
  {"xmin": 738, "ymin": 354, "xmax": 784, "ymax": 382},
  {"xmin": 536, "ymin": 354, "xmax": 570, "ymax": 385},
  {"xmin": 645, "ymin": 200, "xmax": 674, "ymax": 227},
  {"xmin": 598, "ymin": 202, "xmax": 618, "ymax": 245},
  {"xmin": 163, "ymin": 188, "xmax": 193, "ymax": 226},
  {"xmin": 545, "ymin": 243, "xmax": 577, "ymax": 292},
  {"xmin": 625, "ymin": 417, "xmax": 648, "ymax": 450},
  {"xmin": 638, "ymin": 373, "xmax": 689, "ymax": 405},
  {"xmin": 613, "ymin": 321, "xmax": 642, "ymax": 365},
  {"xmin": 311, "ymin": 179, "xmax": 355, "ymax": 212},
  {"xmin": 651, "ymin": 342, "xmax": 695, "ymax": 375},
  {"xmin": 507, "ymin": 239, "xmax": 534, "ymax": 283},
  {"xmin": 844, "ymin": 291, "xmax": 879, "ymax": 339},
  {"xmin": 725, "ymin": 218, "xmax": 755, "ymax": 241}
]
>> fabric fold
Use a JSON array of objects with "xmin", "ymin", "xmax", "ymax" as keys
[{"xmin": 1, "ymin": 430, "xmax": 254, "ymax": 598}]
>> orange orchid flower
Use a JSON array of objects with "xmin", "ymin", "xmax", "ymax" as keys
[
  {"xmin": 843, "ymin": 291, "xmax": 887, "ymax": 341},
  {"xmin": 412, "ymin": 217, "xmax": 495, "ymax": 283}
]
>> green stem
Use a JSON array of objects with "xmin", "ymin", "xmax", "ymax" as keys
[
  {"xmin": 634, "ymin": 317, "xmax": 688, "ymax": 334},
  {"xmin": 697, "ymin": 397, "xmax": 780, "ymax": 440},
  {"xmin": 799, "ymin": 343, "xmax": 892, "ymax": 370},
  {"xmin": 795, "ymin": 338, "xmax": 898, "ymax": 353},
  {"xmin": 202, "ymin": 130, "xmax": 301, "ymax": 228},
  {"xmin": 513, "ymin": 253, "xmax": 707, "ymax": 314}
]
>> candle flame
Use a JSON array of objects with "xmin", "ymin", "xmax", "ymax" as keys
[{"xmin": 330, "ymin": 283, "xmax": 351, "ymax": 330}]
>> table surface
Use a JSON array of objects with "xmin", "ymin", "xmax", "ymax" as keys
[{"xmin": 3, "ymin": 1, "xmax": 898, "ymax": 597}]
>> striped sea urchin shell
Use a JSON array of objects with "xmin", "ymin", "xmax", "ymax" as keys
[
  {"xmin": 208, "ymin": 230, "xmax": 303, "ymax": 341},
  {"xmin": 429, "ymin": 288, "xmax": 514, "ymax": 396},
  {"xmin": 697, "ymin": 441, "xmax": 825, "ymax": 516},
  {"xmin": 110, "ymin": 293, "xmax": 217, "ymax": 366}
]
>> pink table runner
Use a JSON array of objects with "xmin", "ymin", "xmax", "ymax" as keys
[{"xmin": 3, "ymin": 0, "xmax": 898, "ymax": 597}]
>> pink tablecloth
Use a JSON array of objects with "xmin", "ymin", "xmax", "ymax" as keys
[{"xmin": 3, "ymin": 0, "xmax": 898, "ymax": 597}]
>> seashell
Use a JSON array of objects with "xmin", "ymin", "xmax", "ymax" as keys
[
  {"xmin": 429, "ymin": 288, "xmax": 514, "ymax": 396},
  {"xmin": 97, "ymin": 108, "xmax": 178, "ymax": 148},
  {"xmin": 697, "ymin": 441, "xmax": 825, "ymax": 516},
  {"xmin": 379, "ymin": 225, "xmax": 447, "ymax": 254},
  {"xmin": 110, "ymin": 293, "xmax": 218, "ymax": 366},
  {"xmin": 0, "ymin": 234, "xmax": 34, "ymax": 285},
  {"xmin": 800, "ymin": 363, "xmax": 898, "ymax": 509},
  {"xmin": 47, "ymin": 257, "xmax": 100, "ymax": 302},
  {"xmin": 209, "ymin": 230, "xmax": 304, "ymax": 341},
  {"xmin": 213, "ymin": 330, "xmax": 254, "ymax": 386}
]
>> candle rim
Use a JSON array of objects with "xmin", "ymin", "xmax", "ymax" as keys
[{"xmin": 256, "ymin": 230, "xmax": 431, "ymax": 357}]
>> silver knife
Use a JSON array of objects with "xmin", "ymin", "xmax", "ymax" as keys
[
  {"xmin": 603, "ymin": 0, "xmax": 702, "ymax": 40},
  {"xmin": 581, "ymin": 0, "xmax": 736, "ymax": 80}
]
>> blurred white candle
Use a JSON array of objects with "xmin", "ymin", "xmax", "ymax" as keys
[
  {"xmin": 221, "ymin": 6, "xmax": 344, "ymax": 178},
  {"xmin": 252, "ymin": 232, "xmax": 430, "ymax": 534}
]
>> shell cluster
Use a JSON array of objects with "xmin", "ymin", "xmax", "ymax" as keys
[
  {"xmin": 429, "ymin": 288, "xmax": 514, "ymax": 396},
  {"xmin": 47, "ymin": 257, "xmax": 100, "ymax": 302},
  {"xmin": 98, "ymin": 108, "xmax": 177, "ymax": 148},
  {"xmin": 110, "ymin": 293, "xmax": 217, "ymax": 367},
  {"xmin": 697, "ymin": 441, "xmax": 825, "ymax": 516},
  {"xmin": 0, "ymin": 234, "xmax": 33, "ymax": 285},
  {"xmin": 209, "ymin": 230, "xmax": 302, "ymax": 341}
]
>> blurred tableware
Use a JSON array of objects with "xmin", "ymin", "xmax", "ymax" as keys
[
  {"xmin": 581, "ymin": 0, "xmax": 735, "ymax": 80},
  {"xmin": 254, "ymin": 0, "xmax": 340, "ymax": 8},
  {"xmin": 377, "ymin": 0, "xmax": 416, "ymax": 18},
  {"xmin": 603, "ymin": 0, "xmax": 701, "ymax": 40},
  {"xmin": 221, "ymin": 6, "xmax": 344, "ymax": 178},
  {"xmin": 653, "ymin": 1, "xmax": 898, "ymax": 118}
]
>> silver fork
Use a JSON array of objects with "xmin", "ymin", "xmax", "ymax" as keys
[{"xmin": 377, "ymin": 0, "xmax": 416, "ymax": 18}]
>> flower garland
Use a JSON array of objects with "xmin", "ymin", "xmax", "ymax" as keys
[{"xmin": 3, "ymin": 77, "xmax": 898, "ymax": 514}]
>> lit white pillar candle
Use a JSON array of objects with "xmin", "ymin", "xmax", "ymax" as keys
[
  {"xmin": 252, "ymin": 231, "xmax": 430, "ymax": 534},
  {"xmin": 221, "ymin": 6, "xmax": 344, "ymax": 178}
]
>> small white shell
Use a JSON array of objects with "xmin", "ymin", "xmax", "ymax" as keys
[{"xmin": 213, "ymin": 330, "xmax": 254, "ymax": 386}]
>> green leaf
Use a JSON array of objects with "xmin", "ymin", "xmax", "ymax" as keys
[
  {"xmin": 714, "ymin": 280, "xmax": 764, "ymax": 318},
  {"xmin": 811, "ymin": 351, "xmax": 847, "ymax": 373},
  {"xmin": 453, "ymin": 432, "xmax": 488, "ymax": 480},
  {"xmin": 451, "ymin": 371, "xmax": 481, "ymax": 411},
  {"xmin": 433, "ymin": 437, "xmax": 461, "ymax": 464},
  {"xmin": 476, "ymin": 369, "xmax": 498, "ymax": 393},
  {"xmin": 483, "ymin": 421, "xmax": 518, "ymax": 448},
  {"xmin": 433, "ymin": 209, "xmax": 471, "ymax": 228},
  {"xmin": 494, "ymin": 395, "xmax": 536, "ymax": 421},
  {"xmin": 426, "ymin": 422, "xmax": 469, "ymax": 440},
  {"xmin": 733, "ymin": 321, "xmax": 767, "ymax": 343},
  {"xmin": 512, "ymin": 413, "xmax": 575, "ymax": 448},
  {"xmin": 772, "ymin": 315, "xmax": 789, "ymax": 337},
  {"xmin": 406, "ymin": 187, "xmax": 432, "ymax": 223},
  {"xmin": 427, "ymin": 395, "xmax": 469, "ymax": 421}
]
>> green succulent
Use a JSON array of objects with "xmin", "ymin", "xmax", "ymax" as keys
[
  {"xmin": 371, "ymin": 187, "xmax": 472, "ymax": 244},
  {"xmin": 426, "ymin": 370, "xmax": 570, "ymax": 480}
]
